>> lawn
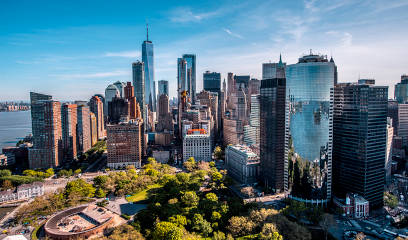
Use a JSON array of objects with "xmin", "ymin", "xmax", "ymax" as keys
[{"xmin": 126, "ymin": 184, "xmax": 162, "ymax": 203}]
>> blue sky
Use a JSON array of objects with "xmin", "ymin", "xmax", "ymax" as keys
[{"xmin": 1, "ymin": 0, "xmax": 408, "ymax": 101}]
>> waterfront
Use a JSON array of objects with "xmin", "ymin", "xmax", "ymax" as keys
[{"xmin": 0, "ymin": 111, "xmax": 31, "ymax": 150}]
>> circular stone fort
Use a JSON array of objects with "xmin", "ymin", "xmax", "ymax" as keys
[{"xmin": 44, "ymin": 204, "xmax": 117, "ymax": 239}]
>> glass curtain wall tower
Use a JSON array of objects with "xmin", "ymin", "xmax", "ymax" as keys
[
  {"xmin": 286, "ymin": 53, "xmax": 335, "ymax": 203},
  {"xmin": 142, "ymin": 24, "xmax": 156, "ymax": 112}
]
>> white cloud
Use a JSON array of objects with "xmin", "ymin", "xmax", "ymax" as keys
[
  {"xmin": 50, "ymin": 70, "xmax": 129, "ymax": 79},
  {"xmin": 104, "ymin": 50, "xmax": 140, "ymax": 58},
  {"xmin": 223, "ymin": 28, "xmax": 243, "ymax": 39},
  {"xmin": 168, "ymin": 7, "xmax": 219, "ymax": 23}
]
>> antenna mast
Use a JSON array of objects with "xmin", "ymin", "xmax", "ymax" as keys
[{"xmin": 146, "ymin": 22, "xmax": 149, "ymax": 41}]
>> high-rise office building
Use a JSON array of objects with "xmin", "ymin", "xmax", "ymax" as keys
[
  {"xmin": 108, "ymin": 96, "xmax": 129, "ymax": 124},
  {"xmin": 132, "ymin": 61, "xmax": 146, "ymax": 124},
  {"xmin": 244, "ymin": 95, "xmax": 260, "ymax": 146},
  {"xmin": 124, "ymin": 82, "xmax": 138, "ymax": 120},
  {"xmin": 395, "ymin": 75, "xmax": 408, "ymax": 103},
  {"xmin": 157, "ymin": 94, "xmax": 173, "ymax": 132},
  {"xmin": 89, "ymin": 112, "xmax": 98, "ymax": 146},
  {"xmin": 203, "ymin": 71, "xmax": 221, "ymax": 94},
  {"xmin": 286, "ymin": 53, "xmax": 335, "ymax": 202},
  {"xmin": 158, "ymin": 80, "xmax": 169, "ymax": 97},
  {"xmin": 89, "ymin": 95, "xmax": 105, "ymax": 139},
  {"xmin": 77, "ymin": 105, "xmax": 91, "ymax": 153},
  {"xmin": 386, "ymin": 117, "xmax": 394, "ymax": 184},
  {"xmin": 183, "ymin": 54, "xmax": 196, "ymax": 103},
  {"xmin": 142, "ymin": 25, "xmax": 156, "ymax": 112},
  {"xmin": 62, "ymin": 104, "xmax": 78, "ymax": 161},
  {"xmin": 177, "ymin": 58, "xmax": 188, "ymax": 95},
  {"xmin": 105, "ymin": 84, "xmax": 120, "ymax": 112},
  {"xmin": 183, "ymin": 129, "xmax": 211, "ymax": 162},
  {"xmin": 333, "ymin": 82, "xmax": 388, "ymax": 208},
  {"xmin": 113, "ymin": 81, "xmax": 126, "ymax": 98},
  {"xmin": 397, "ymin": 104, "xmax": 408, "ymax": 145},
  {"xmin": 262, "ymin": 54, "xmax": 286, "ymax": 79},
  {"xmin": 29, "ymin": 92, "xmax": 62, "ymax": 169},
  {"xmin": 260, "ymin": 78, "xmax": 287, "ymax": 192},
  {"xmin": 107, "ymin": 119, "xmax": 143, "ymax": 169}
]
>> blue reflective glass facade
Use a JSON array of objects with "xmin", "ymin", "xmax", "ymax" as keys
[
  {"xmin": 286, "ymin": 55, "xmax": 334, "ymax": 201},
  {"xmin": 142, "ymin": 40, "xmax": 156, "ymax": 112}
]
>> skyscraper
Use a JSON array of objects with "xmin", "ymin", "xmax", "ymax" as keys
[
  {"xmin": 108, "ymin": 96, "xmax": 129, "ymax": 124},
  {"xmin": 333, "ymin": 81, "xmax": 388, "ymax": 208},
  {"xmin": 113, "ymin": 81, "xmax": 126, "ymax": 98},
  {"xmin": 260, "ymin": 78, "xmax": 286, "ymax": 192},
  {"xmin": 89, "ymin": 112, "xmax": 98, "ymax": 146},
  {"xmin": 286, "ymin": 53, "xmax": 335, "ymax": 202},
  {"xmin": 262, "ymin": 54, "xmax": 286, "ymax": 80},
  {"xmin": 177, "ymin": 58, "xmax": 188, "ymax": 95},
  {"xmin": 183, "ymin": 54, "xmax": 196, "ymax": 103},
  {"xmin": 77, "ymin": 105, "xmax": 91, "ymax": 153},
  {"xmin": 89, "ymin": 95, "xmax": 105, "ymax": 140},
  {"xmin": 158, "ymin": 80, "xmax": 169, "ymax": 97},
  {"xmin": 133, "ymin": 61, "xmax": 146, "ymax": 125},
  {"xmin": 203, "ymin": 71, "xmax": 221, "ymax": 94},
  {"xmin": 29, "ymin": 92, "xmax": 62, "ymax": 169},
  {"xmin": 142, "ymin": 25, "xmax": 156, "ymax": 112},
  {"xmin": 105, "ymin": 84, "xmax": 120, "ymax": 112},
  {"xmin": 244, "ymin": 94, "xmax": 260, "ymax": 146},
  {"xmin": 62, "ymin": 104, "xmax": 78, "ymax": 161},
  {"xmin": 395, "ymin": 75, "xmax": 408, "ymax": 103}
]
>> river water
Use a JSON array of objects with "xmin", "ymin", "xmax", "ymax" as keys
[{"xmin": 0, "ymin": 111, "xmax": 31, "ymax": 150}]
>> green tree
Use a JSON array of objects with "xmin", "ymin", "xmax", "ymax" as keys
[
  {"xmin": 214, "ymin": 146, "xmax": 223, "ymax": 160},
  {"xmin": 74, "ymin": 169, "xmax": 82, "ymax": 175},
  {"xmin": 0, "ymin": 169, "xmax": 12, "ymax": 177},
  {"xmin": 102, "ymin": 224, "xmax": 145, "ymax": 240},
  {"xmin": 181, "ymin": 191, "xmax": 199, "ymax": 208},
  {"xmin": 183, "ymin": 157, "xmax": 197, "ymax": 172},
  {"xmin": 95, "ymin": 188, "xmax": 106, "ymax": 198},
  {"xmin": 152, "ymin": 221, "xmax": 183, "ymax": 240},
  {"xmin": 45, "ymin": 168, "xmax": 54, "ymax": 177},
  {"xmin": 191, "ymin": 213, "xmax": 213, "ymax": 237},
  {"xmin": 169, "ymin": 215, "xmax": 187, "ymax": 227},
  {"xmin": 211, "ymin": 211, "xmax": 221, "ymax": 222},
  {"xmin": 384, "ymin": 192, "xmax": 398, "ymax": 209},
  {"xmin": 1, "ymin": 179, "xmax": 13, "ymax": 190},
  {"xmin": 260, "ymin": 223, "xmax": 283, "ymax": 240},
  {"xmin": 64, "ymin": 179, "xmax": 95, "ymax": 198},
  {"xmin": 227, "ymin": 216, "xmax": 255, "ymax": 237},
  {"xmin": 213, "ymin": 231, "xmax": 226, "ymax": 240}
]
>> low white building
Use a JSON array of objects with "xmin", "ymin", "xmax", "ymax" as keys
[
  {"xmin": 0, "ymin": 181, "xmax": 44, "ymax": 203},
  {"xmin": 183, "ymin": 129, "xmax": 211, "ymax": 162},
  {"xmin": 226, "ymin": 145, "xmax": 260, "ymax": 184}
]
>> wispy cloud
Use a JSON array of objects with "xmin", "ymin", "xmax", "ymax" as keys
[
  {"xmin": 50, "ymin": 70, "xmax": 129, "ymax": 79},
  {"xmin": 168, "ymin": 7, "xmax": 219, "ymax": 23},
  {"xmin": 104, "ymin": 50, "xmax": 140, "ymax": 58},
  {"xmin": 326, "ymin": 31, "xmax": 353, "ymax": 47},
  {"xmin": 223, "ymin": 28, "xmax": 243, "ymax": 39}
]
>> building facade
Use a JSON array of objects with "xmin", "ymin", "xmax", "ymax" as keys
[
  {"xmin": 226, "ymin": 145, "xmax": 260, "ymax": 184},
  {"xmin": 286, "ymin": 53, "xmax": 335, "ymax": 202},
  {"xmin": 62, "ymin": 104, "xmax": 78, "ymax": 161},
  {"xmin": 395, "ymin": 75, "xmax": 408, "ymax": 103},
  {"xmin": 89, "ymin": 95, "xmax": 105, "ymax": 140},
  {"xmin": 260, "ymin": 77, "xmax": 287, "ymax": 192},
  {"xmin": 333, "ymin": 82, "xmax": 388, "ymax": 208},
  {"xmin": 183, "ymin": 129, "xmax": 211, "ymax": 162},
  {"xmin": 142, "ymin": 29, "xmax": 156, "ymax": 112},
  {"xmin": 158, "ymin": 80, "xmax": 169, "ymax": 97},
  {"xmin": 203, "ymin": 71, "xmax": 221, "ymax": 94},
  {"xmin": 107, "ymin": 120, "xmax": 143, "ymax": 169},
  {"xmin": 29, "ymin": 93, "xmax": 62, "ymax": 169},
  {"xmin": 183, "ymin": 54, "xmax": 196, "ymax": 104},
  {"xmin": 77, "ymin": 105, "xmax": 91, "ymax": 152}
]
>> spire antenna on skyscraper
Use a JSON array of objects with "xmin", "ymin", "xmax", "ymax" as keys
[{"xmin": 146, "ymin": 22, "xmax": 149, "ymax": 41}]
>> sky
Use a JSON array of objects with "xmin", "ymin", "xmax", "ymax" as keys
[{"xmin": 1, "ymin": 0, "xmax": 408, "ymax": 101}]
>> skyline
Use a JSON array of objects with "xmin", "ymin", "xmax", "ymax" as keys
[{"xmin": 1, "ymin": 0, "xmax": 408, "ymax": 101}]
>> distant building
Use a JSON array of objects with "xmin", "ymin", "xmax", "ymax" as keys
[
  {"xmin": 142, "ymin": 27, "xmax": 156, "ymax": 112},
  {"xmin": 29, "ymin": 92, "xmax": 62, "ymax": 169},
  {"xmin": 395, "ymin": 75, "xmax": 408, "ymax": 103},
  {"xmin": 157, "ymin": 94, "xmax": 174, "ymax": 132},
  {"xmin": 105, "ymin": 84, "xmax": 120, "ymax": 113},
  {"xmin": 397, "ymin": 104, "xmax": 408, "ymax": 145},
  {"xmin": 158, "ymin": 80, "xmax": 169, "ymax": 97},
  {"xmin": 77, "ymin": 105, "xmax": 91, "ymax": 153},
  {"xmin": 333, "ymin": 82, "xmax": 388, "ymax": 208},
  {"xmin": 113, "ymin": 81, "xmax": 126, "ymax": 98},
  {"xmin": 203, "ymin": 71, "xmax": 221, "ymax": 94},
  {"xmin": 262, "ymin": 54, "xmax": 286, "ymax": 79},
  {"xmin": 333, "ymin": 193, "xmax": 369, "ymax": 219},
  {"xmin": 0, "ymin": 182, "xmax": 44, "ymax": 203},
  {"xmin": 386, "ymin": 117, "xmax": 394, "ymax": 184},
  {"xmin": 133, "ymin": 61, "xmax": 146, "ymax": 125},
  {"xmin": 244, "ymin": 95, "xmax": 260, "ymax": 146},
  {"xmin": 108, "ymin": 96, "xmax": 129, "ymax": 124},
  {"xmin": 89, "ymin": 95, "xmax": 105, "ymax": 139},
  {"xmin": 226, "ymin": 145, "xmax": 260, "ymax": 184},
  {"xmin": 107, "ymin": 119, "xmax": 143, "ymax": 169},
  {"xmin": 183, "ymin": 54, "xmax": 196, "ymax": 103},
  {"xmin": 62, "ymin": 104, "xmax": 78, "ymax": 161},
  {"xmin": 89, "ymin": 112, "xmax": 98, "ymax": 146},
  {"xmin": 183, "ymin": 129, "xmax": 211, "ymax": 162},
  {"xmin": 223, "ymin": 118, "xmax": 244, "ymax": 146},
  {"xmin": 0, "ymin": 154, "xmax": 13, "ymax": 166}
]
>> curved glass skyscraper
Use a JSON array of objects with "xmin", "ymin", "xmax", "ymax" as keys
[{"xmin": 286, "ymin": 54, "xmax": 335, "ymax": 202}]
